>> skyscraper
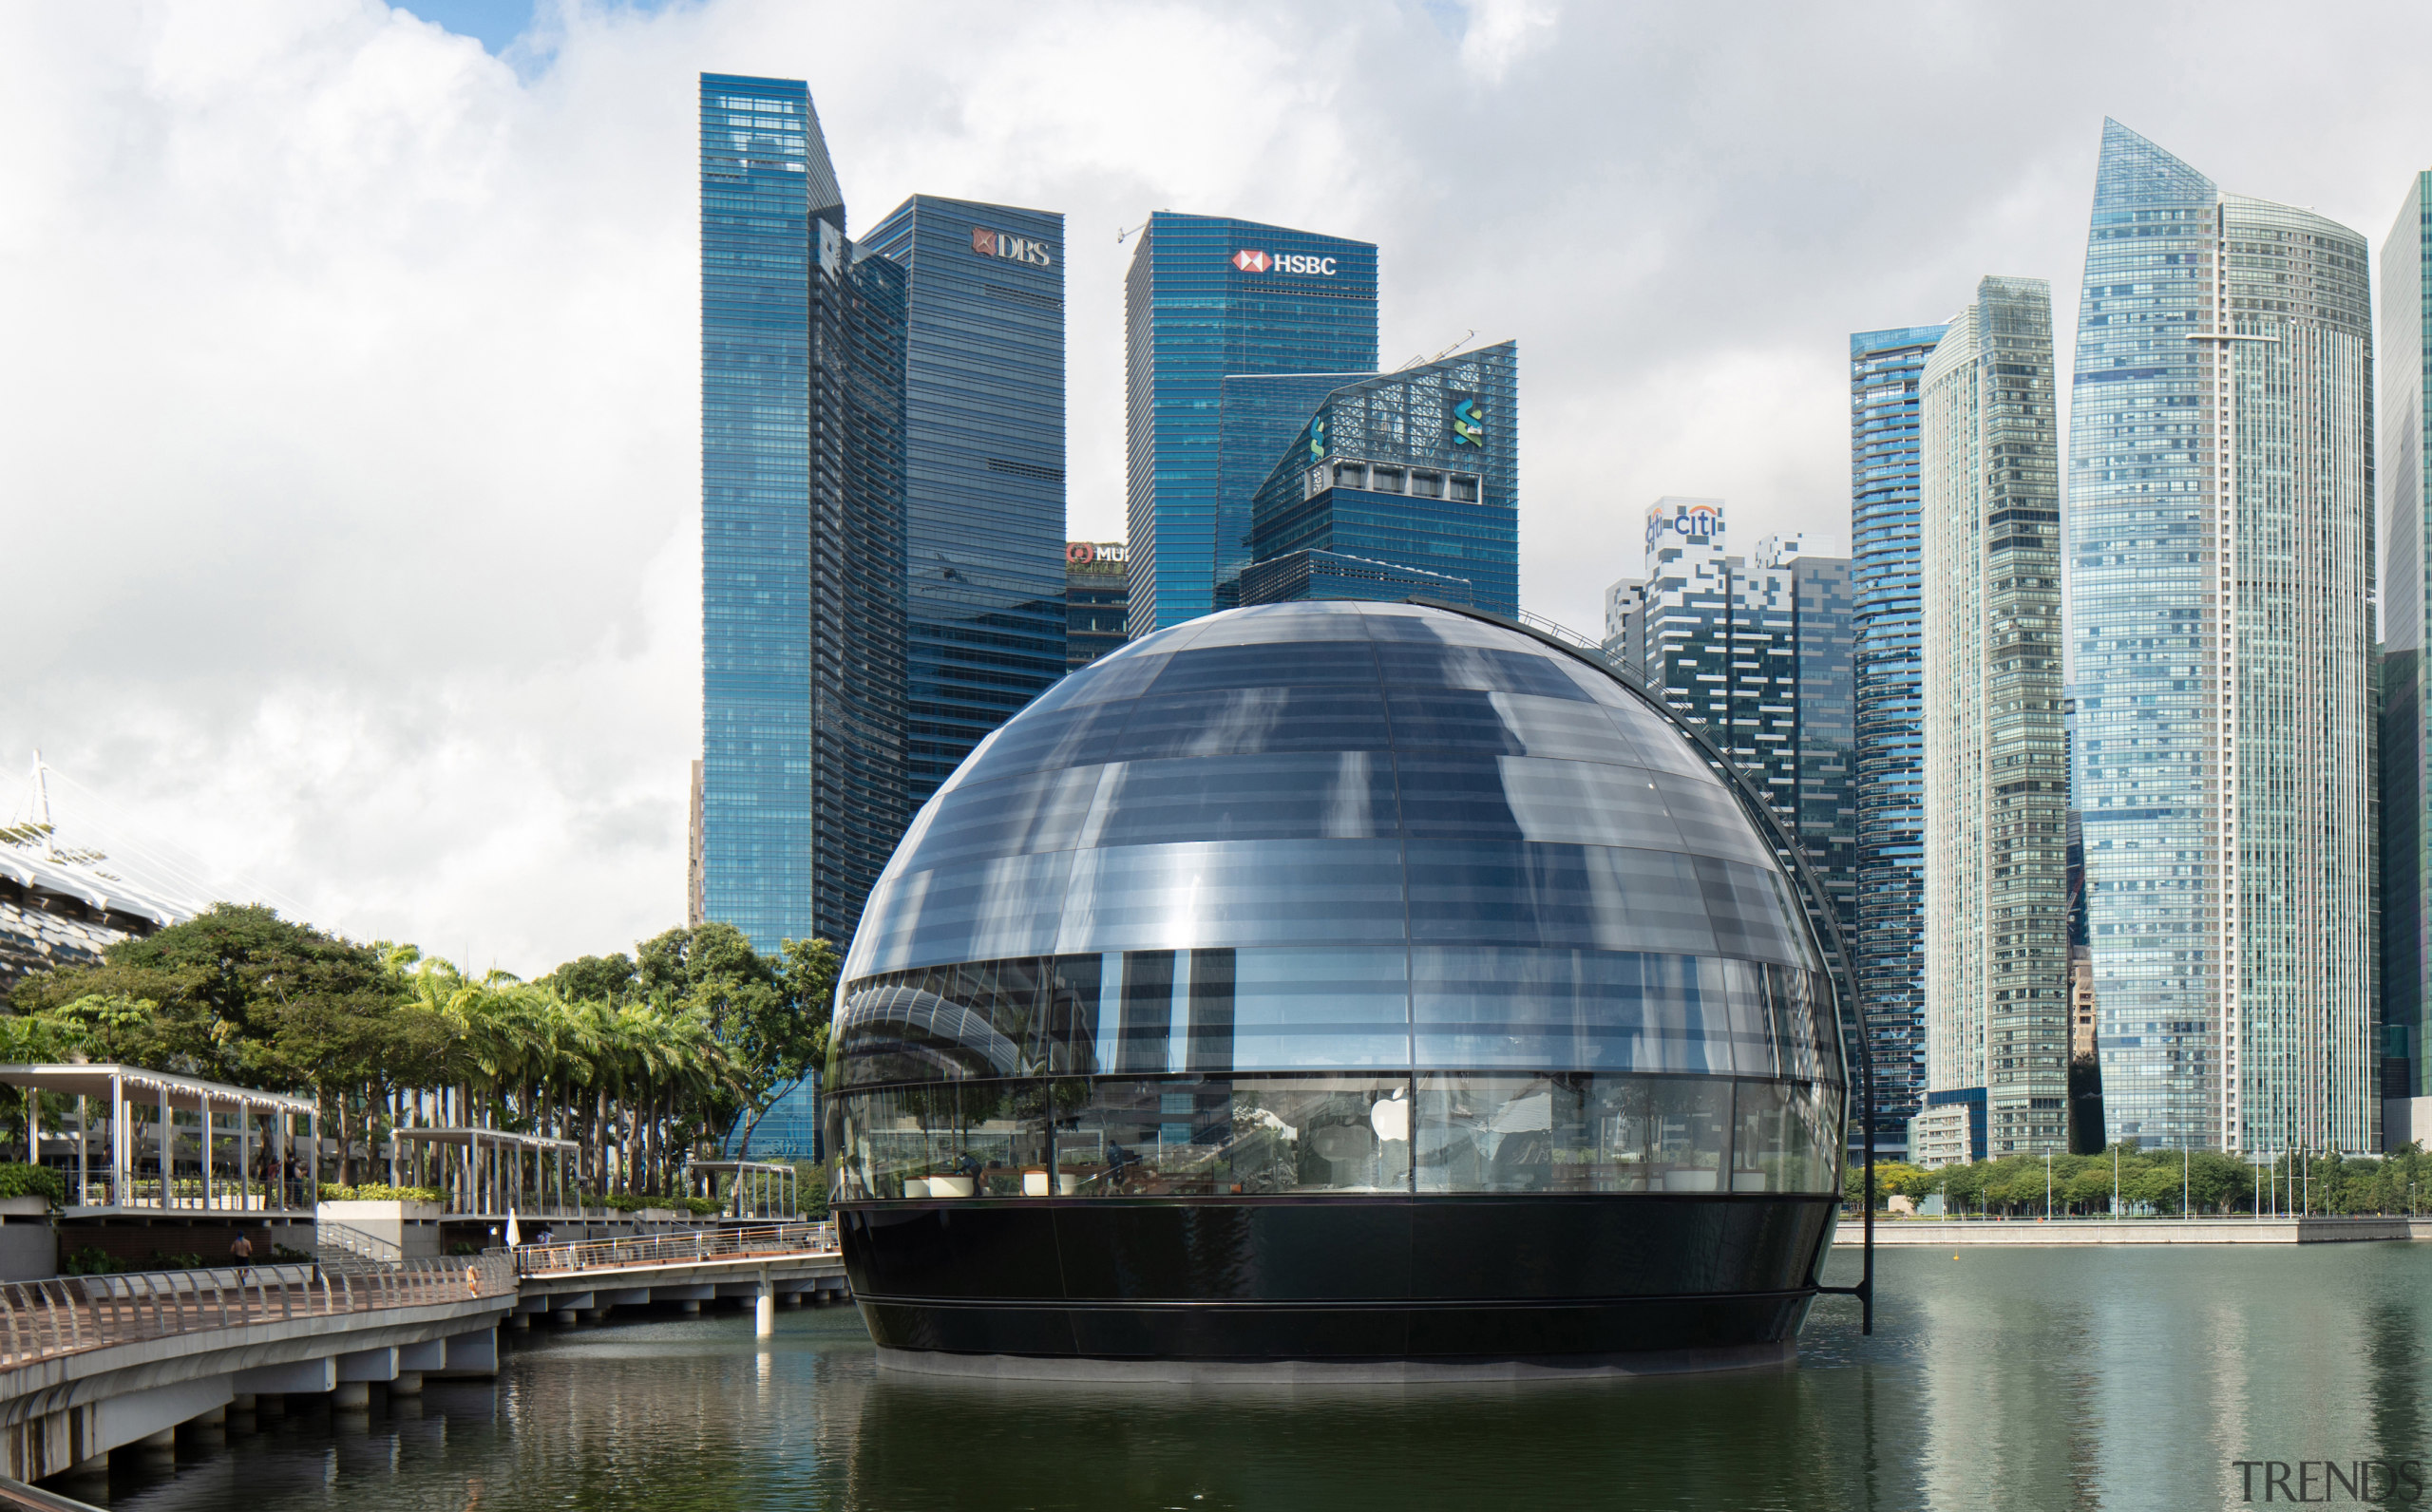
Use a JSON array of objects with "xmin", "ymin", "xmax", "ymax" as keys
[
  {"xmin": 1913, "ymin": 276, "xmax": 2068, "ymax": 1166},
  {"xmin": 1849, "ymin": 322, "xmax": 1948, "ymax": 1160},
  {"xmin": 697, "ymin": 74, "xmax": 908, "ymax": 954},
  {"xmin": 861, "ymin": 197, "xmax": 1068, "ymax": 807},
  {"xmin": 2383, "ymin": 172, "xmax": 2432, "ymax": 1139},
  {"xmin": 1065, "ymin": 539, "xmax": 1128, "ymax": 671},
  {"xmin": 1239, "ymin": 343, "xmax": 1520, "ymax": 615},
  {"xmin": 1634, "ymin": 501, "xmax": 1857, "ymax": 933},
  {"xmin": 1124, "ymin": 214, "xmax": 1378, "ymax": 638},
  {"xmin": 2069, "ymin": 119, "xmax": 2375, "ymax": 1154}
]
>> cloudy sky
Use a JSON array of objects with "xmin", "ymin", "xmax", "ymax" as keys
[{"xmin": 6, "ymin": 0, "xmax": 2431, "ymax": 974}]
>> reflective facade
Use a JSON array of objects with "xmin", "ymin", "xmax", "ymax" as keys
[
  {"xmin": 1124, "ymin": 215, "xmax": 1378, "ymax": 638},
  {"xmin": 1065, "ymin": 540, "xmax": 1128, "ymax": 671},
  {"xmin": 1849, "ymin": 322, "xmax": 1948, "ymax": 1157},
  {"xmin": 826, "ymin": 601, "xmax": 1846, "ymax": 1370},
  {"xmin": 2384, "ymin": 173, "xmax": 2432, "ymax": 1114},
  {"xmin": 1239, "ymin": 343, "xmax": 1520, "ymax": 617},
  {"xmin": 1915, "ymin": 277, "xmax": 2068, "ymax": 1165},
  {"xmin": 2069, "ymin": 120, "xmax": 2376, "ymax": 1153},
  {"xmin": 1215, "ymin": 371, "xmax": 1375, "ymax": 603},
  {"xmin": 862, "ymin": 197, "xmax": 1069, "ymax": 807},
  {"xmin": 699, "ymin": 74, "xmax": 908, "ymax": 951}
]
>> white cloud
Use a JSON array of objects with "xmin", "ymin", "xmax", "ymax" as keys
[{"xmin": 7, "ymin": 0, "xmax": 2432, "ymax": 972}]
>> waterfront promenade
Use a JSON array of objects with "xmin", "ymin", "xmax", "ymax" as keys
[{"xmin": 1867, "ymin": 1215, "xmax": 2429, "ymax": 1244}]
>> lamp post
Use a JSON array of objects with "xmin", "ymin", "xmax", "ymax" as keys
[{"xmin": 2045, "ymin": 1150, "xmax": 2053, "ymax": 1220}]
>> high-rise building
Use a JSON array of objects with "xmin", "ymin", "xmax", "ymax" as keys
[
  {"xmin": 1635, "ymin": 500, "xmax": 1857, "ymax": 933},
  {"xmin": 1215, "ymin": 372, "xmax": 1376, "ymax": 604},
  {"xmin": 1602, "ymin": 576, "xmax": 1647, "ymax": 671},
  {"xmin": 697, "ymin": 73, "xmax": 908, "ymax": 954},
  {"xmin": 1848, "ymin": 322, "xmax": 1949, "ymax": 1161},
  {"xmin": 1065, "ymin": 540, "xmax": 1128, "ymax": 671},
  {"xmin": 861, "ymin": 197, "xmax": 1068, "ymax": 807},
  {"xmin": 1238, "ymin": 344, "xmax": 1520, "ymax": 615},
  {"xmin": 2384, "ymin": 172, "xmax": 2432, "ymax": 1143},
  {"xmin": 2070, "ymin": 119, "xmax": 2375, "ymax": 1154},
  {"xmin": 1911, "ymin": 276, "xmax": 2068, "ymax": 1167},
  {"xmin": 1124, "ymin": 214, "xmax": 1378, "ymax": 638}
]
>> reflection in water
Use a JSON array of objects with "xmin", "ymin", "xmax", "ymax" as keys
[{"xmin": 88, "ymin": 1247, "xmax": 2432, "ymax": 1512}]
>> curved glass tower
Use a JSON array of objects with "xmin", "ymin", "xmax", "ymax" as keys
[
  {"xmin": 826, "ymin": 601, "xmax": 1848, "ymax": 1373},
  {"xmin": 2069, "ymin": 120, "xmax": 2375, "ymax": 1154}
]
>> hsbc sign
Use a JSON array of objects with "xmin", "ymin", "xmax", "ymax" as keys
[
  {"xmin": 1233, "ymin": 249, "xmax": 1338, "ymax": 276},
  {"xmin": 971, "ymin": 225, "xmax": 1054, "ymax": 268}
]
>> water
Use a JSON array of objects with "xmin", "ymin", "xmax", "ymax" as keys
[{"xmin": 93, "ymin": 1243, "xmax": 2432, "ymax": 1511}]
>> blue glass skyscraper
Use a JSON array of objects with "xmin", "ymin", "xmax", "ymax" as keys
[
  {"xmin": 1215, "ymin": 371, "xmax": 1374, "ymax": 602},
  {"xmin": 862, "ymin": 197, "xmax": 1069, "ymax": 806},
  {"xmin": 2070, "ymin": 119, "xmax": 2374, "ymax": 1155},
  {"xmin": 699, "ymin": 73, "xmax": 907, "ymax": 955},
  {"xmin": 1848, "ymin": 323, "xmax": 1947, "ymax": 1158},
  {"xmin": 1124, "ymin": 214, "xmax": 1378, "ymax": 637},
  {"xmin": 2383, "ymin": 172, "xmax": 2432, "ymax": 1125}
]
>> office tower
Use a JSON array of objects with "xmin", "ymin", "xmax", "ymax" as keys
[
  {"xmin": 1215, "ymin": 371, "xmax": 1377, "ymax": 604},
  {"xmin": 862, "ymin": 197, "xmax": 1068, "ymax": 806},
  {"xmin": 2384, "ymin": 172, "xmax": 2432, "ymax": 1141},
  {"xmin": 2070, "ymin": 120, "xmax": 2374, "ymax": 1154},
  {"xmin": 1602, "ymin": 576, "xmax": 1647, "ymax": 670},
  {"xmin": 1849, "ymin": 322, "xmax": 1949, "ymax": 1160},
  {"xmin": 1124, "ymin": 214, "xmax": 1378, "ymax": 637},
  {"xmin": 1238, "ymin": 344, "xmax": 1519, "ymax": 615},
  {"xmin": 1635, "ymin": 501, "xmax": 1857, "ymax": 929},
  {"xmin": 1911, "ymin": 276, "xmax": 2068, "ymax": 1166},
  {"xmin": 1065, "ymin": 540, "xmax": 1129, "ymax": 670},
  {"xmin": 697, "ymin": 73, "xmax": 908, "ymax": 954}
]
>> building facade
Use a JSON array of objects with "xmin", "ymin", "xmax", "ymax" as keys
[
  {"xmin": 1913, "ymin": 277, "xmax": 2069, "ymax": 1166},
  {"xmin": 2384, "ymin": 172, "xmax": 2432, "ymax": 1138},
  {"xmin": 1215, "ymin": 372, "xmax": 1376, "ymax": 604},
  {"xmin": 1634, "ymin": 501, "xmax": 1857, "ymax": 937},
  {"xmin": 1123, "ymin": 214, "xmax": 1378, "ymax": 638},
  {"xmin": 698, "ymin": 73, "xmax": 909, "ymax": 954},
  {"xmin": 1237, "ymin": 344, "xmax": 1519, "ymax": 617},
  {"xmin": 861, "ymin": 197, "xmax": 1069, "ymax": 808},
  {"xmin": 2069, "ymin": 120, "xmax": 2375, "ymax": 1154},
  {"xmin": 1065, "ymin": 540, "xmax": 1129, "ymax": 671},
  {"xmin": 1848, "ymin": 322, "xmax": 1949, "ymax": 1160}
]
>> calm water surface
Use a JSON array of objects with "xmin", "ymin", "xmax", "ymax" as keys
[{"xmin": 92, "ymin": 1244, "xmax": 2432, "ymax": 1511}]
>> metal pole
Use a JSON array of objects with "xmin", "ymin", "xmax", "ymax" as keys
[
  {"xmin": 201, "ymin": 1101, "xmax": 213, "ymax": 1212},
  {"xmin": 76, "ymin": 1095, "xmax": 86, "ymax": 1211},
  {"xmin": 158, "ymin": 1088, "xmax": 170, "ymax": 1209}
]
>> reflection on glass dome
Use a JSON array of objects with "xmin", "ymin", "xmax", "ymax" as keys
[{"xmin": 826, "ymin": 601, "xmax": 1848, "ymax": 1376}]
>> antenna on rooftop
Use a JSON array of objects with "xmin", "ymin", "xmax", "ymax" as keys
[
  {"xmin": 1116, "ymin": 221, "xmax": 1147, "ymax": 245},
  {"xmin": 1393, "ymin": 330, "xmax": 1477, "ymax": 372}
]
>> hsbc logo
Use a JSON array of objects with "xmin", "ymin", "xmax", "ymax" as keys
[
  {"xmin": 971, "ymin": 225, "xmax": 1054, "ymax": 268},
  {"xmin": 1233, "ymin": 249, "xmax": 1337, "ymax": 276}
]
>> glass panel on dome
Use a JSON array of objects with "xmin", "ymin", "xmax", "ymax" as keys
[
  {"xmin": 960, "ymin": 700, "xmax": 1136, "ymax": 782},
  {"xmin": 1496, "ymin": 757, "xmax": 1686, "ymax": 850},
  {"xmin": 1091, "ymin": 752, "xmax": 1397, "ymax": 845},
  {"xmin": 833, "ymin": 1081, "xmax": 1046, "ymax": 1200},
  {"xmin": 1148, "ymin": 641, "xmax": 1381, "ymax": 694},
  {"xmin": 1695, "ymin": 857, "xmax": 1814, "ymax": 968},
  {"xmin": 896, "ymin": 765, "xmax": 1111, "ymax": 871},
  {"xmin": 846, "ymin": 851, "xmax": 1076, "ymax": 975},
  {"xmin": 1409, "ymin": 947, "xmax": 1772, "ymax": 1073},
  {"xmin": 1731, "ymin": 1079, "xmax": 1837, "ymax": 1192},
  {"xmin": 1414, "ymin": 1073, "xmax": 1742, "ymax": 1194},
  {"xmin": 1372, "ymin": 642, "xmax": 1590, "ymax": 701},
  {"xmin": 1115, "ymin": 688, "xmax": 1392, "ymax": 760},
  {"xmin": 1403, "ymin": 841, "xmax": 1722, "ymax": 955},
  {"xmin": 1382, "ymin": 689, "xmax": 1652, "ymax": 765},
  {"xmin": 1023, "ymin": 651, "xmax": 1172, "ymax": 714},
  {"xmin": 1054, "ymin": 840, "xmax": 1410, "ymax": 953},
  {"xmin": 1046, "ymin": 1075, "xmax": 1414, "ymax": 1198},
  {"xmin": 1226, "ymin": 947, "xmax": 1412, "ymax": 1068},
  {"xmin": 1658, "ymin": 775, "xmax": 1780, "ymax": 866}
]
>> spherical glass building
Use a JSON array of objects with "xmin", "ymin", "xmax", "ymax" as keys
[{"xmin": 826, "ymin": 601, "xmax": 1847, "ymax": 1375}]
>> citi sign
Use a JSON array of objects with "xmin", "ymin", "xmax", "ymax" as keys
[
  {"xmin": 1233, "ymin": 249, "xmax": 1339, "ymax": 276},
  {"xmin": 1646, "ymin": 501, "xmax": 1725, "ymax": 549},
  {"xmin": 971, "ymin": 225, "xmax": 1054, "ymax": 268}
]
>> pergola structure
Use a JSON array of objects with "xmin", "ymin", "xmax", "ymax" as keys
[
  {"xmin": 0, "ymin": 1064, "xmax": 320, "ymax": 1218},
  {"xmin": 391, "ymin": 1127, "xmax": 579, "ymax": 1219},
  {"xmin": 691, "ymin": 1160, "xmax": 798, "ymax": 1219}
]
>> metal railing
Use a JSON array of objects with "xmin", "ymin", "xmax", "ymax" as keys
[
  {"xmin": 0, "ymin": 1254, "xmax": 514, "ymax": 1372},
  {"xmin": 505, "ymin": 1221, "xmax": 838, "ymax": 1277},
  {"xmin": 314, "ymin": 1219, "xmax": 403, "ymax": 1271}
]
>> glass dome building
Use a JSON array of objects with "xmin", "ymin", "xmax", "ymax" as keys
[{"xmin": 826, "ymin": 601, "xmax": 1848, "ymax": 1375}]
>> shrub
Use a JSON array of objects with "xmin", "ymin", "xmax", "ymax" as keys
[
  {"xmin": 317, "ymin": 1182, "xmax": 444, "ymax": 1203},
  {"xmin": 0, "ymin": 1163, "xmax": 65, "ymax": 1206}
]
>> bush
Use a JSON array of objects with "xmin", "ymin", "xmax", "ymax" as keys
[
  {"xmin": 318, "ymin": 1182, "xmax": 444, "ymax": 1203},
  {"xmin": 0, "ymin": 1163, "xmax": 65, "ymax": 1206},
  {"xmin": 61, "ymin": 1246, "xmax": 122, "ymax": 1276}
]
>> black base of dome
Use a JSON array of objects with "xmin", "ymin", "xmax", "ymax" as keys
[
  {"xmin": 872, "ymin": 1339, "xmax": 1796, "ymax": 1384},
  {"xmin": 837, "ymin": 1194, "xmax": 1836, "ymax": 1370}
]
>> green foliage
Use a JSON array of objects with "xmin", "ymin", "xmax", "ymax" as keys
[
  {"xmin": 0, "ymin": 1162, "xmax": 64, "ymax": 1206},
  {"xmin": 61, "ymin": 1246, "xmax": 123, "ymax": 1276},
  {"xmin": 1864, "ymin": 1143, "xmax": 2430, "ymax": 1217},
  {"xmin": 318, "ymin": 1181, "xmax": 445, "ymax": 1203},
  {"xmin": 581, "ymin": 1189, "xmax": 724, "ymax": 1215}
]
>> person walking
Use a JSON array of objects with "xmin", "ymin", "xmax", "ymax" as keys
[{"xmin": 229, "ymin": 1230, "xmax": 254, "ymax": 1283}]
